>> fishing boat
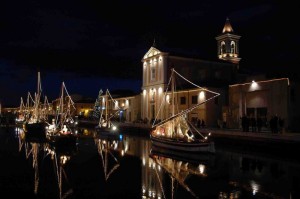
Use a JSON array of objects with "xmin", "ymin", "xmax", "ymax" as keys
[
  {"xmin": 94, "ymin": 89, "xmax": 121, "ymax": 139},
  {"xmin": 150, "ymin": 68, "xmax": 219, "ymax": 154},
  {"xmin": 24, "ymin": 72, "xmax": 48, "ymax": 142},
  {"xmin": 47, "ymin": 82, "xmax": 77, "ymax": 146}
]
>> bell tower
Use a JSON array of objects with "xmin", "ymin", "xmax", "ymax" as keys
[{"xmin": 216, "ymin": 17, "xmax": 241, "ymax": 64}]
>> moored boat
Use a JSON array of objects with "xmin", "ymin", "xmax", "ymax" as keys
[{"xmin": 150, "ymin": 68, "xmax": 219, "ymax": 154}]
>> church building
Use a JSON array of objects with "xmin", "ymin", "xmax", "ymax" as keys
[{"xmin": 140, "ymin": 18, "xmax": 241, "ymax": 127}]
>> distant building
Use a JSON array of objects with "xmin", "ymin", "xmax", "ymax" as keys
[{"xmin": 5, "ymin": 18, "xmax": 299, "ymax": 132}]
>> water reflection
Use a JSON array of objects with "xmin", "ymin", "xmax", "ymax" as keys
[
  {"xmin": 17, "ymin": 127, "xmax": 78, "ymax": 199},
  {"xmin": 46, "ymin": 139, "xmax": 78, "ymax": 199},
  {"xmin": 94, "ymin": 138, "xmax": 122, "ymax": 181},
  {"xmin": 11, "ymin": 127, "xmax": 300, "ymax": 199},
  {"xmin": 148, "ymin": 152, "xmax": 211, "ymax": 199}
]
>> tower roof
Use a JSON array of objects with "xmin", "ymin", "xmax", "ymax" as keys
[{"xmin": 222, "ymin": 17, "xmax": 234, "ymax": 33}]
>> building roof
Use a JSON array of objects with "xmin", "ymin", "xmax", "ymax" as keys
[{"xmin": 222, "ymin": 17, "xmax": 234, "ymax": 33}]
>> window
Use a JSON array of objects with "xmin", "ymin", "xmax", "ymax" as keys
[
  {"xmin": 151, "ymin": 66, "xmax": 156, "ymax": 81},
  {"xmin": 180, "ymin": 97, "xmax": 186, "ymax": 105},
  {"xmin": 221, "ymin": 41, "xmax": 226, "ymax": 54},
  {"xmin": 192, "ymin": 96, "xmax": 197, "ymax": 104},
  {"xmin": 230, "ymin": 41, "xmax": 235, "ymax": 54}
]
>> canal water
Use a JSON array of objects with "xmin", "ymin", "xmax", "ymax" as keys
[{"xmin": 0, "ymin": 126, "xmax": 299, "ymax": 199}]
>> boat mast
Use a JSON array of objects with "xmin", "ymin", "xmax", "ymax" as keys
[
  {"xmin": 171, "ymin": 68, "xmax": 175, "ymax": 116},
  {"xmin": 35, "ymin": 72, "xmax": 41, "ymax": 121},
  {"xmin": 60, "ymin": 82, "xmax": 65, "ymax": 128},
  {"xmin": 171, "ymin": 68, "xmax": 175, "ymax": 136},
  {"xmin": 105, "ymin": 89, "xmax": 109, "ymax": 128}
]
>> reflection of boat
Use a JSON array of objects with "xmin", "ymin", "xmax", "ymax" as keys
[
  {"xmin": 47, "ymin": 82, "xmax": 77, "ymax": 146},
  {"xmin": 46, "ymin": 138, "xmax": 78, "ymax": 199},
  {"xmin": 149, "ymin": 151, "xmax": 209, "ymax": 199},
  {"xmin": 24, "ymin": 72, "xmax": 48, "ymax": 141},
  {"xmin": 151, "ymin": 145, "xmax": 214, "ymax": 164},
  {"xmin": 94, "ymin": 89, "xmax": 121, "ymax": 139},
  {"xmin": 17, "ymin": 128, "xmax": 50, "ymax": 196},
  {"xmin": 95, "ymin": 137, "xmax": 123, "ymax": 181},
  {"xmin": 150, "ymin": 68, "xmax": 217, "ymax": 154}
]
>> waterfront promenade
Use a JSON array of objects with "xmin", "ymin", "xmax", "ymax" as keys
[{"xmin": 78, "ymin": 119, "xmax": 300, "ymax": 143}]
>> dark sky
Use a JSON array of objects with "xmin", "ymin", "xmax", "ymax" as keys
[{"xmin": 0, "ymin": 0, "xmax": 299, "ymax": 107}]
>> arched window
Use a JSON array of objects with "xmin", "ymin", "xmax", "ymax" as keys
[
  {"xmin": 221, "ymin": 41, "xmax": 226, "ymax": 54},
  {"xmin": 230, "ymin": 41, "xmax": 236, "ymax": 54}
]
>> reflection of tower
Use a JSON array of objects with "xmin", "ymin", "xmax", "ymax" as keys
[
  {"xmin": 141, "ymin": 139, "xmax": 163, "ymax": 199},
  {"xmin": 216, "ymin": 17, "xmax": 241, "ymax": 66}
]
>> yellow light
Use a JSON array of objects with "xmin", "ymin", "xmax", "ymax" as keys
[
  {"xmin": 158, "ymin": 87, "xmax": 162, "ymax": 94},
  {"xmin": 199, "ymin": 91, "xmax": 205, "ymax": 100}
]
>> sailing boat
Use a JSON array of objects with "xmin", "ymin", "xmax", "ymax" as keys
[
  {"xmin": 47, "ymin": 82, "xmax": 77, "ymax": 145},
  {"xmin": 24, "ymin": 72, "xmax": 47, "ymax": 141},
  {"xmin": 94, "ymin": 89, "xmax": 121, "ymax": 139},
  {"xmin": 15, "ymin": 96, "xmax": 26, "ymax": 127},
  {"xmin": 150, "ymin": 68, "xmax": 218, "ymax": 154}
]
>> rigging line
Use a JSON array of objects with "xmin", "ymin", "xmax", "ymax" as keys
[
  {"xmin": 152, "ymin": 94, "xmax": 219, "ymax": 128},
  {"xmin": 187, "ymin": 119, "xmax": 205, "ymax": 139},
  {"xmin": 173, "ymin": 69, "xmax": 221, "ymax": 96},
  {"xmin": 62, "ymin": 82, "xmax": 76, "ymax": 109},
  {"xmin": 154, "ymin": 162, "xmax": 167, "ymax": 199},
  {"xmin": 107, "ymin": 89, "xmax": 121, "ymax": 110},
  {"xmin": 152, "ymin": 73, "xmax": 173, "ymax": 127}
]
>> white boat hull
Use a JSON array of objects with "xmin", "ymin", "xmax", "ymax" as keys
[{"xmin": 150, "ymin": 135, "xmax": 215, "ymax": 153}]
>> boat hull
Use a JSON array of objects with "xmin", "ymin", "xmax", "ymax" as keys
[{"xmin": 150, "ymin": 135, "xmax": 215, "ymax": 153}]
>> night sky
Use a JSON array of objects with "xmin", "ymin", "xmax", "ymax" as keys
[{"xmin": 0, "ymin": 0, "xmax": 299, "ymax": 107}]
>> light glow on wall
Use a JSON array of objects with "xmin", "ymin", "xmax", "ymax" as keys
[
  {"xmin": 158, "ymin": 87, "xmax": 162, "ymax": 94},
  {"xmin": 230, "ymin": 78, "xmax": 290, "ymax": 87},
  {"xmin": 166, "ymin": 95, "xmax": 170, "ymax": 104},
  {"xmin": 143, "ymin": 89, "xmax": 146, "ymax": 96},
  {"xmin": 199, "ymin": 91, "xmax": 205, "ymax": 102}
]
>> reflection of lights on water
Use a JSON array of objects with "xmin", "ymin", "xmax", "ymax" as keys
[
  {"xmin": 143, "ymin": 157, "xmax": 146, "ymax": 166},
  {"xmin": 152, "ymin": 162, "xmax": 156, "ymax": 169},
  {"xmin": 152, "ymin": 190, "xmax": 156, "ymax": 198},
  {"xmin": 119, "ymin": 134, "xmax": 123, "ymax": 140},
  {"xmin": 142, "ymin": 186, "xmax": 146, "ymax": 193},
  {"xmin": 199, "ymin": 164, "xmax": 205, "ymax": 174},
  {"xmin": 250, "ymin": 180, "xmax": 260, "ymax": 195},
  {"xmin": 60, "ymin": 155, "xmax": 70, "ymax": 165},
  {"xmin": 83, "ymin": 129, "xmax": 89, "ymax": 135},
  {"xmin": 121, "ymin": 150, "xmax": 124, "ymax": 156}
]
